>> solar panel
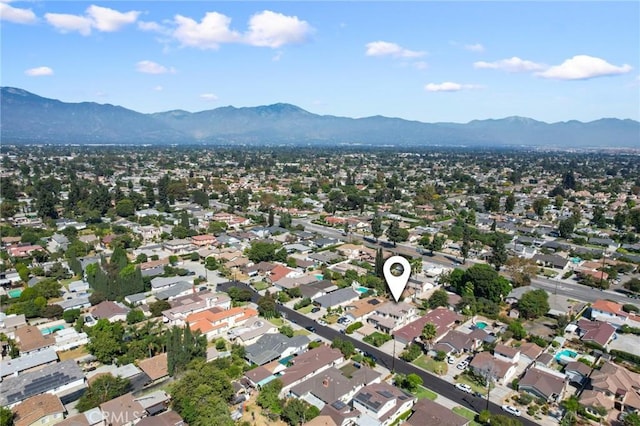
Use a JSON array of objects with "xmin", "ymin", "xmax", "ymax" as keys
[{"xmin": 331, "ymin": 400, "xmax": 346, "ymax": 410}]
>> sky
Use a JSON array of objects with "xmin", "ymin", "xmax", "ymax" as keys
[{"xmin": 2, "ymin": 1, "xmax": 639, "ymax": 123}]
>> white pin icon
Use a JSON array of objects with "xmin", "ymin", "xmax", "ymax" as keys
[{"xmin": 383, "ymin": 255, "xmax": 411, "ymax": 302}]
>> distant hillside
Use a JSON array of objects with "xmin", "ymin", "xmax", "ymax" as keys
[{"xmin": 1, "ymin": 87, "xmax": 638, "ymax": 147}]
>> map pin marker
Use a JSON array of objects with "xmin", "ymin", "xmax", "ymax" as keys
[{"xmin": 383, "ymin": 255, "xmax": 411, "ymax": 302}]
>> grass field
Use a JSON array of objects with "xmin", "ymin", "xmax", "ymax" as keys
[
  {"xmin": 297, "ymin": 304, "xmax": 314, "ymax": 314},
  {"xmin": 253, "ymin": 281, "xmax": 271, "ymax": 291},
  {"xmin": 413, "ymin": 355, "xmax": 448, "ymax": 375},
  {"xmin": 269, "ymin": 317, "xmax": 285, "ymax": 327},
  {"xmin": 456, "ymin": 373, "xmax": 492, "ymax": 395},
  {"xmin": 452, "ymin": 406, "xmax": 481, "ymax": 426},
  {"xmin": 293, "ymin": 329, "xmax": 310, "ymax": 337},
  {"xmin": 57, "ymin": 346, "xmax": 88, "ymax": 361},
  {"xmin": 413, "ymin": 385, "xmax": 438, "ymax": 400}
]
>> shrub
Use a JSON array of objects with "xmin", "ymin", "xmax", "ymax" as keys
[{"xmin": 345, "ymin": 322, "xmax": 363, "ymax": 334}]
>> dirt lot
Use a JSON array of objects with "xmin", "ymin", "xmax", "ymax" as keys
[
  {"xmin": 523, "ymin": 317, "xmax": 557, "ymax": 339},
  {"xmin": 240, "ymin": 394, "xmax": 287, "ymax": 426}
]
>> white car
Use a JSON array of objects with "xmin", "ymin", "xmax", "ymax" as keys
[
  {"xmin": 446, "ymin": 356, "xmax": 455, "ymax": 364},
  {"xmin": 317, "ymin": 319, "xmax": 327, "ymax": 326},
  {"xmin": 501, "ymin": 405, "xmax": 521, "ymax": 417},
  {"xmin": 456, "ymin": 360, "xmax": 469, "ymax": 370},
  {"xmin": 455, "ymin": 383, "xmax": 473, "ymax": 394}
]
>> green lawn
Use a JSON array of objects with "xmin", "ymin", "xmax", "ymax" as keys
[
  {"xmin": 297, "ymin": 304, "xmax": 314, "ymax": 314},
  {"xmin": 456, "ymin": 373, "xmax": 492, "ymax": 395},
  {"xmin": 293, "ymin": 329, "xmax": 310, "ymax": 337},
  {"xmin": 452, "ymin": 406, "xmax": 481, "ymax": 426},
  {"xmin": 269, "ymin": 317, "xmax": 284, "ymax": 327},
  {"xmin": 413, "ymin": 385, "xmax": 438, "ymax": 400},
  {"xmin": 253, "ymin": 281, "xmax": 270, "ymax": 291},
  {"xmin": 413, "ymin": 355, "xmax": 448, "ymax": 375}
]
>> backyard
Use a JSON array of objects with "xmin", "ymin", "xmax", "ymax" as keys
[{"xmin": 413, "ymin": 355, "xmax": 447, "ymax": 375}]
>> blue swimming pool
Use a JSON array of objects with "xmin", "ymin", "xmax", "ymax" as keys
[
  {"xmin": 7, "ymin": 288, "xmax": 22, "ymax": 298},
  {"xmin": 555, "ymin": 349, "xmax": 577, "ymax": 360},
  {"xmin": 41, "ymin": 325, "xmax": 65, "ymax": 335},
  {"xmin": 355, "ymin": 287, "xmax": 370, "ymax": 294},
  {"xmin": 475, "ymin": 321, "xmax": 488, "ymax": 329}
]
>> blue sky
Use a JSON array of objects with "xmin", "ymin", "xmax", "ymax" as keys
[{"xmin": 2, "ymin": 1, "xmax": 638, "ymax": 123}]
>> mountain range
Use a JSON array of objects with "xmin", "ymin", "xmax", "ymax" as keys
[{"xmin": 1, "ymin": 87, "xmax": 638, "ymax": 148}]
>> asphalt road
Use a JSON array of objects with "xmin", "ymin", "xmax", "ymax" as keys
[
  {"xmin": 295, "ymin": 217, "xmax": 635, "ymax": 305},
  {"xmin": 218, "ymin": 280, "xmax": 536, "ymax": 426}
]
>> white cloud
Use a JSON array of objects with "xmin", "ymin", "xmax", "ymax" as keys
[
  {"xmin": 136, "ymin": 60, "xmax": 175, "ymax": 74},
  {"xmin": 245, "ymin": 10, "xmax": 313, "ymax": 48},
  {"xmin": 45, "ymin": 5, "xmax": 139, "ymax": 36},
  {"xmin": 172, "ymin": 12, "xmax": 240, "ymax": 49},
  {"xmin": 45, "ymin": 12, "xmax": 92, "ymax": 35},
  {"xmin": 424, "ymin": 82, "xmax": 481, "ymax": 92},
  {"xmin": 536, "ymin": 55, "xmax": 632, "ymax": 80},
  {"xmin": 474, "ymin": 56, "xmax": 545, "ymax": 72},
  {"xmin": 465, "ymin": 43, "xmax": 485, "ymax": 53},
  {"xmin": 365, "ymin": 41, "xmax": 425, "ymax": 58},
  {"xmin": 0, "ymin": 2, "xmax": 36, "ymax": 24},
  {"xmin": 200, "ymin": 93, "xmax": 218, "ymax": 101},
  {"xmin": 153, "ymin": 85, "xmax": 163, "ymax": 91},
  {"xmin": 414, "ymin": 61, "xmax": 428, "ymax": 70},
  {"xmin": 24, "ymin": 66, "xmax": 54, "ymax": 77},
  {"xmin": 138, "ymin": 20, "xmax": 169, "ymax": 34}
]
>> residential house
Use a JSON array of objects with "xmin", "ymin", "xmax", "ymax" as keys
[
  {"xmin": 9, "ymin": 244, "xmax": 44, "ymax": 258},
  {"xmin": 519, "ymin": 366, "xmax": 567, "ymax": 403},
  {"xmin": 245, "ymin": 334, "xmax": 310, "ymax": 366},
  {"xmin": 433, "ymin": 329, "xmax": 486, "ymax": 355},
  {"xmin": 68, "ymin": 280, "xmax": 90, "ymax": 293},
  {"xmin": 47, "ymin": 233, "xmax": 69, "ymax": 253},
  {"xmin": 0, "ymin": 313, "xmax": 27, "ymax": 334},
  {"xmin": 136, "ymin": 411, "xmax": 186, "ymax": 426},
  {"xmin": 585, "ymin": 361, "xmax": 640, "ymax": 413},
  {"xmin": 590, "ymin": 300, "xmax": 629, "ymax": 327},
  {"xmin": 518, "ymin": 342, "xmax": 544, "ymax": 364},
  {"xmin": 53, "ymin": 328, "xmax": 89, "ymax": 352},
  {"xmin": 314, "ymin": 288, "xmax": 360, "ymax": 310},
  {"xmin": 313, "ymin": 400, "xmax": 361, "ymax": 426},
  {"xmin": 393, "ymin": 307, "xmax": 463, "ymax": 347},
  {"xmin": 493, "ymin": 344, "xmax": 521, "ymax": 364},
  {"xmin": 154, "ymin": 282, "xmax": 194, "ymax": 301},
  {"xmin": 268, "ymin": 265, "xmax": 298, "ymax": 284},
  {"xmin": 564, "ymin": 361, "xmax": 592, "ymax": 385},
  {"xmin": 469, "ymin": 351, "xmax": 518, "ymax": 385},
  {"xmin": 11, "ymin": 393, "xmax": 66, "ymax": 426},
  {"xmin": 191, "ymin": 234, "xmax": 217, "ymax": 247},
  {"xmin": 100, "ymin": 393, "xmax": 147, "ymax": 426},
  {"xmin": 227, "ymin": 317, "xmax": 279, "ymax": 346},
  {"xmin": 13, "ymin": 325, "xmax": 55, "ymax": 355},
  {"xmin": 405, "ymin": 398, "xmax": 470, "ymax": 426},
  {"xmin": 161, "ymin": 291, "xmax": 231, "ymax": 326},
  {"xmin": 289, "ymin": 365, "xmax": 382, "ymax": 410},
  {"xmin": 0, "ymin": 360, "xmax": 86, "ymax": 407},
  {"xmin": 163, "ymin": 238, "xmax": 196, "ymax": 254},
  {"xmin": 278, "ymin": 345, "xmax": 345, "ymax": 396},
  {"xmin": 367, "ymin": 301, "xmax": 417, "ymax": 333},
  {"xmin": 274, "ymin": 274, "xmax": 318, "ymax": 292},
  {"xmin": 91, "ymin": 301, "xmax": 130, "ymax": 323},
  {"xmin": 344, "ymin": 297, "xmax": 385, "ymax": 323},
  {"xmin": 186, "ymin": 306, "xmax": 258, "ymax": 339},
  {"xmin": 151, "ymin": 275, "xmax": 195, "ymax": 292},
  {"xmin": 351, "ymin": 381, "xmax": 417, "ymax": 426},
  {"xmin": 134, "ymin": 390, "xmax": 171, "ymax": 416},
  {"xmin": 137, "ymin": 353, "xmax": 168, "ymax": 383},
  {"xmin": 577, "ymin": 318, "xmax": 616, "ymax": 347},
  {"xmin": 533, "ymin": 254, "xmax": 570, "ymax": 270},
  {"xmin": 0, "ymin": 348, "xmax": 58, "ymax": 379}
]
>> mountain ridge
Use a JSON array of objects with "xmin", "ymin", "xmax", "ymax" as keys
[{"xmin": 1, "ymin": 87, "xmax": 638, "ymax": 147}]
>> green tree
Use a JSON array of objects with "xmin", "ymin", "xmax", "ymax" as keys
[
  {"xmin": 532, "ymin": 197, "xmax": 549, "ymax": 217},
  {"xmin": 192, "ymin": 189, "xmax": 209, "ymax": 208},
  {"xmin": 279, "ymin": 212, "xmax": 292, "ymax": 229},
  {"xmin": 558, "ymin": 217, "xmax": 576, "ymax": 239},
  {"xmin": 115, "ymin": 199, "xmax": 135, "ymax": 217},
  {"xmin": 0, "ymin": 406, "xmax": 13, "ymax": 426},
  {"xmin": 331, "ymin": 338, "xmax": 355, "ymax": 358},
  {"xmin": 427, "ymin": 289, "xmax": 449, "ymax": 309},
  {"xmin": 505, "ymin": 192, "xmax": 516, "ymax": 212},
  {"xmin": 421, "ymin": 322, "xmax": 437, "ymax": 350},
  {"xmin": 399, "ymin": 343, "xmax": 422, "ymax": 362},
  {"xmin": 126, "ymin": 309, "xmax": 145, "ymax": 324},
  {"xmin": 505, "ymin": 257, "xmax": 538, "ymax": 288},
  {"xmin": 76, "ymin": 375, "xmax": 131, "ymax": 412},
  {"xmin": 489, "ymin": 235, "xmax": 508, "ymax": 271},
  {"xmin": 268, "ymin": 209, "xmax": 275, "ymax": 227},
  {"xmin": 282, "ymin": 398, "xmax": 308, "ymax": 426},
  {"xmin": 375, "ymin": 248, "xmax": 384, "ymax": 278},
  {"xmin": 247, "ymin": 241, "xmax": 281, "ymax": 263},
  {"xmin": 257, "ymin": 293, "xmax": 279, "ymax": 319},
  {"xmin": 507, "ymin": 320, "xmax": 527, "ymax": 340},
  {"xmin": 279, "ymin": 325, "xmax": 294, "ymax": 338},
  {"xmin": 149, "ymin": 300, "xmax": 171, "ymax": 317},
  {"xmin": 371, "ymin": 215, "xmax": 383, "ymax": 241},
  {"xmin": 460, "ymin": 264, "xmax": 511, "ymax": 303},
  {"xmin": 63, "ymin": 308, "xmax": 81, "ymax": 324},
  {"xmin": 395, "ymin": 373, "xmax": 423, "ymax": 392},
  {"xmin": 386, "ymin": 219, "xmax": 408, "ymax": 246},
  {"xmin": 623, "ymin": 412, "xmax": 640, "ymax": 426},
  {"xmin": 518, "ymin": 289, "xmax": 550, "ymax": 319},
  {"xmin": 257, "ymin": 379, "xmax": 284, "ymax": 414}
]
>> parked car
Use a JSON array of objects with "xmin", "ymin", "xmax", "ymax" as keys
[
  {"xmin": 311, "ymin": 307, "xmax": 320, "ymax": 313},
  {"xmin": 501, "ymin": 405, "xmax": 521, "ymax": 417},
  {"xmin": 317, "ymin": 319, "xmax": 327, "ymax": 326},
  {"xmin": 455, "ymin": 383, "xmax": 473, "ymax": 394},
  {"xmin": 305, "ymin": 326, "xmax": 316, "ymax": 333},
  {"xmin": 456, "ymin": 360, "xmax": 469, "ymax": 370},
  {"xmin": 447, "ymin": 356, "xmax": 455, "ymax": 364}
]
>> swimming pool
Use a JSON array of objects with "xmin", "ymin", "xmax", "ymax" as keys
[
  {"xmin": 315, "ymin": 274, "xmax": 324, "ymax": 281},
  {"xmin": 355, "ymin": 287, "xmax": 370, "ymax": 294},
  {"xmin": 7, "ymin": 288, "xmax": 22, "ymax": 298},
  {"xmin": 475, "ymin": 321, "xmax": 488, "ymax": 329},
  {"xmin": 555, "ymin": 349, "xmax": 578, "ymax": 361},
  {"xmin": 41, "ymin": 325, "xmax": 65, "ymax": 335}
]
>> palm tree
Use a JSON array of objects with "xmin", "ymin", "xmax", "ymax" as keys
[
  {"xmin": 421, "ymin": 322, "xmax": 437, "ymax": 352},
  {"xmin": 409, "ymin": 257, "xmax": 422, "ymax": 276}
]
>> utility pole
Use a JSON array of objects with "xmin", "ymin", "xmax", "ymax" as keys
[{"xmin": 392, "ymin": 338, "xmax": 396, "ymax": 373}]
